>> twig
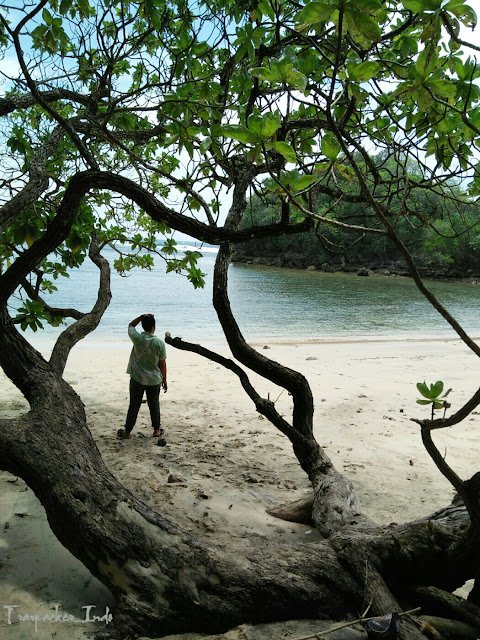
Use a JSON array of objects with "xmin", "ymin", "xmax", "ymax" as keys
[{"xmin": 293, "ymin": 607, "xmax": 421, "ymax": 640}]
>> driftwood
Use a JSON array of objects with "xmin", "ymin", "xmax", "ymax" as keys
[{"xmin": 293, "ymin": 608, "xmax": 421, "ymax": 640}]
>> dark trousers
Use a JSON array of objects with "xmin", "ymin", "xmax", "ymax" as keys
[{"xmin": 125, "ymin": 378, "xmax": 161, "ymax": 433}]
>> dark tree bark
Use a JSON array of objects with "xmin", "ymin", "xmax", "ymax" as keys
[
  {"xmin": 49, "ymin": 233, "xmax": 112, "ymax": 376},
  {"xmin": 0, "ymin": 317, "xmax": 358, "ymax": 636}
]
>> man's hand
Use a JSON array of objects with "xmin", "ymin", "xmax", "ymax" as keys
[
  {"xmin": 129, "ymin": 313, "xmax": 154, "ymax": 327},
  {"xmin": 162, "ymin": 381, "xmax": 168, "ymax": 393}
]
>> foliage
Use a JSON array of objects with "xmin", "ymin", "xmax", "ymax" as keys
[
  {"xmin": 237, "ymin": 162, "xmax": 480, "ymax": 272},
  {"xmin": 416, "ymin": 380, "xmax": 453, "ymax": 419}
]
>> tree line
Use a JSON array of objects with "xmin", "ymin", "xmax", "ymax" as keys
[{"xmin": 236, "ymin": 159, "xmax": 480, "ymax": 276}]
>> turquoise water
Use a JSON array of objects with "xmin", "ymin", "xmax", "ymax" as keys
[{"xmin": 17, "ymin": 249, "xmax": 480, "ymax": 343}]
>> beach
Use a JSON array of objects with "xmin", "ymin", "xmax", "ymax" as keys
[{"xmin": 1, "ymin": 335, "xmax": 480, "ymax": 639}]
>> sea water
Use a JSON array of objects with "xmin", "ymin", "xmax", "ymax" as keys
[{"xmin": 14, "ymin": 246, "xmax": 480, "ymax": 344}]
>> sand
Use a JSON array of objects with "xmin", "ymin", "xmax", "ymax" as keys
[{"xmin": 1, "ymin": 334, "xmax": 480, "ymax": 639}]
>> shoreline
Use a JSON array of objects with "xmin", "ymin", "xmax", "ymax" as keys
[
  {"xmin": 25, "ymin": 331, "xmax": 480, "ymax": 350},
  {"xmin": 232, "ymin": 253, "xmax": 480, "ymax": 282}
]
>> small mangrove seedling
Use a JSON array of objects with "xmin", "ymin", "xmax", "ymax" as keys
[{"xmin": 416, "ymin": 380, "xmax": 452, "ymax": 420}]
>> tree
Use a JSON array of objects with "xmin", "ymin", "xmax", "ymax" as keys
[
  {"xmin": 1, "ymin": 0, "xmax": 480, "ymax": 638},
  {"xmin": 235, "ymin": 160, "xmax": 480, "ymax": 272}
]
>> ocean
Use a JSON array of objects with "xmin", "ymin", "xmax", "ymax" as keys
[{"xmin": 17, "ymin": 245, "xmax": 480, "ymax": 345}]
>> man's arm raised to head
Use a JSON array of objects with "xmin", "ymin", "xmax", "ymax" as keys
[{"xmin": 129, "ymin": 315, "xmax": 144, "ymax": 327}]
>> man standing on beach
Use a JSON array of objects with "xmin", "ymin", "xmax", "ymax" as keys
[{"xmin": 117, "ymin": 313, "xmax": 167, "ymax": 444}]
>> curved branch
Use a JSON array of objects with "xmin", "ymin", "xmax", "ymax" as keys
[
  {"xmin": 412, "ymin": 386, "xmax": 480, "ymax": 432},
  {"xmin": 214, "ymin": 243, "xmax": 316, "ymax": 437},
  {"xmin": 213, "ymin": 168, "xmax": 317, "ymax": 436},
  {"xmin": 49, "ymin": 234, "xmax": 112, "ymax": 376},
  {"xmin": 0, "ymin": 125, "xmax": 66, "ymax": 233},
  {"xmin": 0, "ymin": 169, "xmax": 313, "ymax": 303},
  {"xmin": 164, "ymin": 334, "xmax": 301, "ymax": 441},
  {"xmin": 17, "ymin": 276, "xmax": 85, "ymax": 320},
  {"xmin": 72, "ymin": 171, "xmax": 314, "ymax": 243},
  {"xmin": 0, "ymin": 89, "xmax": 93, "ymax": 117},
  {"xmin": 420, "ymin": 426, "xmax": 464, "ymax": 494},
  {"xmin": 209, "ymin": 175, "xmax": 365, "ymax": 534}
]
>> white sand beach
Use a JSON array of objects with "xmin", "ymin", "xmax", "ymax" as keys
[{"xmin": 1, "ymin": 335, "xmax": 480, "ymax": 639}]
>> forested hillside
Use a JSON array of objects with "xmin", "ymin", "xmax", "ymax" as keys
[{"xmin": 235, "ymin": 157, "xmax": 480, "ymax": 277}]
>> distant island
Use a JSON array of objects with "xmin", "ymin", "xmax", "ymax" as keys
[{"xmin": 175, "ymin": 231, "xmax": 480, "ymax": 281}]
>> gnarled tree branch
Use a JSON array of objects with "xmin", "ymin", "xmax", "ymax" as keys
[{"xmin": 49, "ymin": 233, "xmax": 112, "ymax": 376}]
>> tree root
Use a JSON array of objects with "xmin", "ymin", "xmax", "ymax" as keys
[
  {"xmin": 413, "ymin": 585, "xmax": 480, "ymax": 629},
  {"xmin": 418, "ymin": 615, "xmax": 480, "ymax": 639}
]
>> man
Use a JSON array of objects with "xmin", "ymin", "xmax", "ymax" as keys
[{"xmin": 117, "ymin": 313, "xmax": 167, "ymax": 443}]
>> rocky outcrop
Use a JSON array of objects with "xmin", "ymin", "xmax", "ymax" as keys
[{"xmin": 232, "ymin": 251, "xmax": 480, "ymax": 281}]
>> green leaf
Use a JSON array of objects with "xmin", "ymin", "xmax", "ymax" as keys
[
  {"xmin": 416, "ymin": 399, "xmax": 433, "ymax": 405},
  {"xmin": 247, "ymin": 112, "xmax": 281, "ymax": 139},
  {"xmin": 353, "ymin": 0, "xmax": 384, "ymax": 12},
  {"xmin": 257, "ymin": 0, "xmax": 276, "ymax": 19},
  {"xmin": 403, "ymin": 0, "xmax": 439, "ymax": 10},
  {"xmin": 415, "ymin": 46, "xmax": 438, "ymax": 78},
  {"xmin": 431, "ymin": 380, "xmax": 444, "ymax": 397},
  {"xmin": 296, "ymin": 1, "xmax": 334, "ymax": 24},
  {"xmin": 59, "ymin": 0, "xmax": 73, "ymax": 14},
  {"xmin": 444, "ymin": 0, "xmax": 477, "ymax": 27},
  {"xmin": 215, "ymin": 125, "xmax": 258, "ymax": 144},
  {"xmin": 272, "ymin": 141, "xmax": 297, "ymax": 163},
  {"xmin": 416, "ymin": 381, "xmax": 431, "ymax": 398},
  {"xmin": 321, "ymin": 132, "xmax": 341, "ymax": 160},
  {"xmin": 347, "ymin": 61, "xmax": 380, "ymax": 82},
  {"xmin": 250, "ymin": 67, "xmax": 278, "ymax": 83},
  {"xmin": 345, "ymin": 10, "xmax": 382, "ymax": 45},
  {"xmin": 291, "ymin": 174, "xmax": 318, "ymax": 191},
  {"xmin": 282, "ymin": 64, "xmax": 308, "ymax": 90},
  {"xmin": 42, "ymin": 8, "xmax": 54, "ymax": 24},
  {"xmin": 428, "ymin": 79, "xmax": 457, "ymax": 100}
]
